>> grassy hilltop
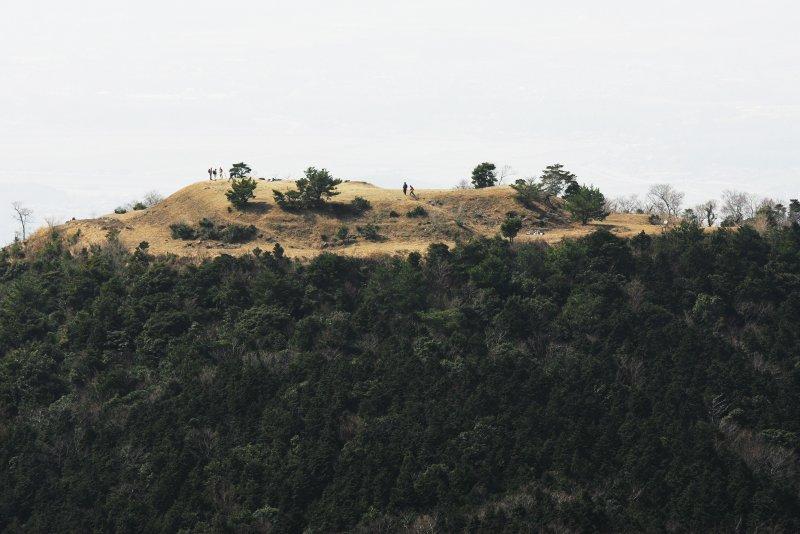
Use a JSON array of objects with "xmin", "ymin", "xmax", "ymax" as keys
[{"xmin": 33, "ymin": 179, "xmax": 661, "ymax": 259}]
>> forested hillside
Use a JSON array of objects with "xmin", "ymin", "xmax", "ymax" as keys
[{"xmin": 1, "ymin": 223, "xmax": 800, "ymax": 532}]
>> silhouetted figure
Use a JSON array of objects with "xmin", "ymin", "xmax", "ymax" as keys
[
  {"xmin": 208, "ymin": 168, "xmax": 213, "ymax": 180},
  {"xmin": 219, "ymin": 167, "xmax": 225, "ymax": 180},
  {"xmin": 212, "ymin": 169, "xmax": 218, "ymax": 180},
  {"xmin": 403, "ymin": 182, "xmax": 408, "ymax": 196},
  {"xmin": 409, "ymin": 185, "xmax": 416, "ymax": 199}
]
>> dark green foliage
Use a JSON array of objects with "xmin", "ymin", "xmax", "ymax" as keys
[
  {"xmin": 356, "ymin": 223, "xmax": 383, "ymax": 241},
  {"xmin": 500, "ymin": 213, "xmax": 523, "ymax": 243},
  {"xmin": 406, "ymin": 205, "xmax": 428, "ymax": 218},
  {"xmin": 540, "ymin": 163, "xmax": 577, "ymax": 196},
  {"xmin": 226, "ymin": 177, "xmax": 258, "ymax": 210},
  {"xmin": 170, "ymin": 219, "xmax": 257, "ymax": 243},
  {"xmin": 564, "ymin": 184, "xmax": 609, "ymax": 224},
  {"xmin": 273, "ymin": 167, "xmax": 342, "ymax": 210},
  {"xmin": 169, "ymin": 222, "xmax": 197, "ymax": 240},
  {"xmin": 131, "ymin": 201, "xmax": 147, "ymax": 211},
  {"xmin": 510, "ymin": 177, "xmax": 546, "ymax": 208},
  {"xmin": 350, "ymin": 196, "xmax": 372, "ymax": 214},
  {"xmin": 229, "ymin": 162, "xmax": 253, "ymax": 180},
  {"xmin": 471, "ymin": 162, "xmax": 497, "ymax": 188},
  {"xmin": 2, "ymin": 225, "xmax": 800, "ymax": 532},
  {"xmin": 114, "ymin": 207, "xmax": 128, "ymax": 214},
  {"xmin": 221, "ymin": 223, "xmax": 258, "ymax": 243},
  {"xmin": 336, "ymin": 225, "xmax": 350, "ymax": 240}
]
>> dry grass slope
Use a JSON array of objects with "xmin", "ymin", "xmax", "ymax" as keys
[{"xmin": 37, "ymin": 180, "xmax": 664, "ymax": 259}]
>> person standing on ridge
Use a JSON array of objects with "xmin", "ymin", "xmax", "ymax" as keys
[
  {"xmin": 212, "ymin": 168, "xmax": 217, "ymax": 180},
  {"xmin": 208, "ymin": 167, "xmax": 213, "ymax": 180},
  {"xmin": 403, "ymin": 182, "xmax": 408, "ymax": 196},
  {"xmin": 219, "ymin": 167, "xmax": 225, "ymax": 180}
]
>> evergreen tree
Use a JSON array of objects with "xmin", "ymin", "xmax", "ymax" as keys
[
  {"xmin": 226, "ymin": 177, "xmax": 257, "ymax": 209},
  {"xmin": 501, "ymin": 213, "xmax": 523, "ymax": 243},
  {"xmin": 471, "ymin": 162, "xmax": 497, "ymax": 188},
  {"xmin": 273, "ymin": 167, "xmax": 342, "ymax": 209},
  {"xmin": 564, "ymin": 184, "xmax": 609, "ymax": 224},
  {"xmin": 540, "ymin": 163, "xmax": 577, "ymax": 196}
]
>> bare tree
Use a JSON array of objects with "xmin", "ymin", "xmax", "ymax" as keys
[
  {"xmin": 454, "ymin": 178, "xmax": 470, "ymax": 190},
  {"xmin": 694, "ymin": 200, "xmax": 718, "ymax": 227},
  {"xmin": 610, "ymin": 194, "xmax": 642, "ymax": 213},
  {"xmin": 142, "ymin": 190, "xmax": 164, "ymax": 208},
  {"xmin": 11, "ymin": 202, "xmax": 33, "ymax": 241},
  {"xmin": 496, "ymin": 164, "xmax": 516, "ymax": 185},
  {"xmin": 721, "ymin": 190, "xmax": 758, "ymax": 224},
  {"xmin": 647, "ymin": 184, "xmax": 685, "ymax": 220},
  {"xmin": 44, "ymin": 216, "xmax": 62, "ymax": 237}
]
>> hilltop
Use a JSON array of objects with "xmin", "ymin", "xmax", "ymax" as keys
[{"xmin": 38, "ymin": 179, "xmax": 660, "ymax": 258}]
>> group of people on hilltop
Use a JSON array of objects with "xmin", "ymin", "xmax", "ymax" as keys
[
  {"xmin": 402, "ymin": 181, "xmax": 417, "ymax": 199},
  {"xmin": 208, "ymin": 167, "xmax": 226, "ymax": 180}
]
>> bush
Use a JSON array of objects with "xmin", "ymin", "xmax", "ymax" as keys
[
  {"xmin": 389, "ymin": 210, "xmax": 400, "ymax": 218},
  {"xmin": 273, "ymin": 167, "xmax": 342, "ymax": 210},
  {"xmin": 170, "ymin": 222, "xmax": 197, "ymax": 240},
  {"xmin": 336, "ymin": 226, "xmax": 350, "ymax": 240},
  {"xmin": 131, "ymin": 202, "xmax": 147, "ymax": 211},
  {"xmin": 170, "ymin": 220, "xmax": 257, "ymax": 243},
  {"xmin": 510, "ymin": 178, "xmax": 546, "ymax": 208},
  {"xmin": 406, "ymin": 206, "xmax": 428, "ymax": 218},
  {"xmin": 350, "ymin": 196, "xmax": 372, "ymax": 214},
  {"xmin": 221, "ymin": 224, "xmax": 258, "ymax": 243},
  {"xmin": 114, "ymin": 207, "xmax": 128, "ymax": 214},
  {"xmin": 226, "ymin": 177, "xmax": 258, "ymax": 210},
  {"xmin": 356, "ymin": 223, "xmax": 383, "ymax": 241},
  {"xmin": 648, "ymin": 214, "xmax": 662, "ymax": 225}
]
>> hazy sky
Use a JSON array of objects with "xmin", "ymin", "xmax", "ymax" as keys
[{"xmin": 2, "ymin": 1, "xmax": 798, "ymax": 243}]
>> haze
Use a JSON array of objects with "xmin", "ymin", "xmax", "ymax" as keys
[{"xmin": 2, "ymin": 0, "xmax": 798, "ymax": 243}]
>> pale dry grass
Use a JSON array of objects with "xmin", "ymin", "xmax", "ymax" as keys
[{"xmin": 34, "ymin": 179, "xmax": 666, "ymax": 259}]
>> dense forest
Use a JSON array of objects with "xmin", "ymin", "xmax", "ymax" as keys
[{"xmin": 1, "ymin": 222, "xmax": 799, "ymax": 532}]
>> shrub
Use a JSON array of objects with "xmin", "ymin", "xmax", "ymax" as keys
[
  {"xmin": 510, "ymin": 178, "xmax": 546, "ymax": 209},
  {"xmin": 131, "ymin": 202, "xmax": 147, "ymax": 211},
  {"xmin": 226, "ymin": 177, "xmax": 258, "ymax": 210},
  {"xmin": 357, "ymin": 223, "xmax": 382, "ymax": 241},
  {"xmin": 336, "ymin": 226, "xmax": 350, "ymax": 240},
  {"xmin": 170, "ymin": 222, "xmax": 197, "ymax": 240},
  {"xmin": 170, "ymin": 220, "xmax": 257, "ymax": 243},
  {"xmin": 406, "ymin": 206, "xmax": 428, "ymax": 218},
  {"xmin": 114, "ymin": 207, "xmax": 128, "ymax": 214},
  {"xmin": 648, "ymin": 214, "xmax": 662, "ymax": 225},
  {"xmin": 221, "ymin": 224, "xmax": 258, "ymax": 243},
  {"xmin": 389, "ymin": 210, "xmax": 400, "ymax": 218},
  {"xmin": 273, "ymin": 167, "xmax": 342, "ymax": 210},
  {"xmin": 350, "ymin": 196, "xmax": 372, "ymax": 214}
]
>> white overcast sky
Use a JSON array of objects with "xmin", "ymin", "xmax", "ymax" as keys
[{"xmin": 1, "ymin": 0, "xmax": 798, "ymax": 243}]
